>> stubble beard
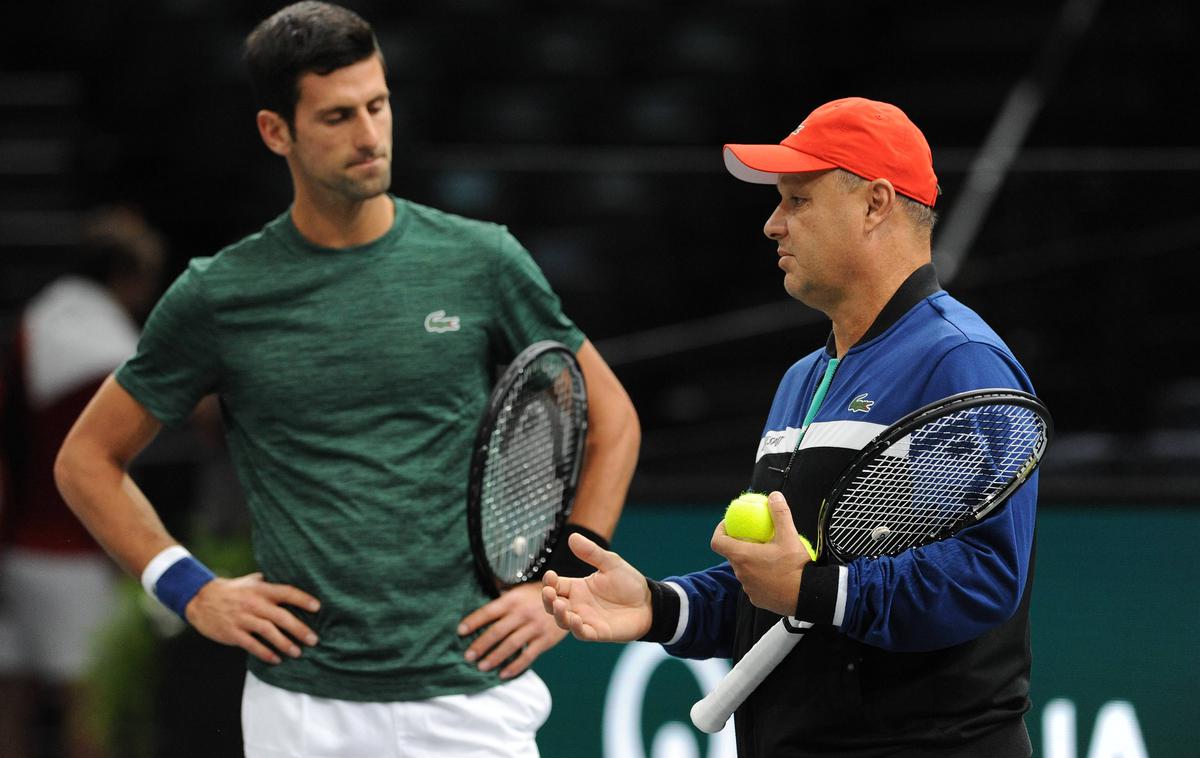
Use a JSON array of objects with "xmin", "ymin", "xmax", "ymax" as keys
[
  {"xmin": 782, "ymin": 268, "xmax": 818, "ymax": 308},
  {"xmin": 333, "ymin": 163, "xmax": 392, "ymax": 203},
  {"xmin": 296, "ymin": 148, "xmax": 393, "ymax": 205}
]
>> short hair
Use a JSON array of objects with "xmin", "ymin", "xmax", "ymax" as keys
[
  {"xmin": 243, "ymin": 1, "xmax": 382, "ymax": 129},
  {"xmin": 834, "ymin": 169, "xmax": 939, "ymax": 233}
]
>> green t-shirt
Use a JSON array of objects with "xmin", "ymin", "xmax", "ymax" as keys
[{"xmin": 116, "ymin": 197, "xmax": 584, "ymax": 701}]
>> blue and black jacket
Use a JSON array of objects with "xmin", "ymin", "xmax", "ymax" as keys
[{"xmin": 643, "ymin": 265, "xmax": 1038, "ymax": 757}]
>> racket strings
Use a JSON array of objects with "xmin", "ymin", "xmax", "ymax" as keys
[
  {"xmin": 480, "ymin": 355, "xmax": 584, "ymax": 583},
  {"xmin": 829, "ymin": 403, "xmax": 1047, "ymax": 559}
]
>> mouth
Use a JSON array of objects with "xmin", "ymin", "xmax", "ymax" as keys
[
  {"xmin": 348, "ymin": 155, "xmax": 385, "ymax": 169},
  {"xmin": 776, "ymin": 249, "xmax": 794, "ymax": 267}
]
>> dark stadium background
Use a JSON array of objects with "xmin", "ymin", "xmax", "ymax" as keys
[
  {"xmin": 1, "ymin": 1, "xmax": 1197, "ymax": 755},
  {"xmin": 5, "ymin": 0, "xmax": 1198, "ymax": 503}
]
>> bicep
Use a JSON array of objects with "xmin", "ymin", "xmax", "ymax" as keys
[
  {"xmin": 61, "ymin": 374, "xmax": 164, "ymax": 469},
  {"xmin": 576, "ymin": 340, "xmax": 637, "ymax": 430}
]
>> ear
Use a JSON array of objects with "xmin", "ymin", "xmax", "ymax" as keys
[
  {"xmin": 256, "ymin": 110, "xmax": 292, "ymax": 157},
  {"xmin": 863, "ymin": 178, "xmax": 897, "ymax": 233}
]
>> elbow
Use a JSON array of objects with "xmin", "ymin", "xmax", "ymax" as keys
[
  {"xmin": 53, "ymin": 431, "xmax": 106, "ymax": 515},
  {"xmin": 619, "ymin": 397, "xmax": 641, "ymax": 452},
  {"xmin": 53, "ymin": 438, "xmax": 79, "ymax": 509},
  {"xmin": 931, "ymin": 572, "xmax": 1025, "ymax": 649},
  {"xmin": 989, "ymin": 575, "xmax": 1025, "ymax": 625},
  {"xmin": 594, "ymin": 391, "xmax": 640, "ymax": 458},
  {"xmin": 966, "ymin": 545, "xmax": 1026, "ymax": 627}
]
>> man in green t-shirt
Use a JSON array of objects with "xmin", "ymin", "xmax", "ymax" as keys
[{"xmin": 54, "ymin": 3, "xmax": 640, "ymax": 756}]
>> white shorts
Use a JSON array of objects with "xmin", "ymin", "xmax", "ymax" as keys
[
  {"xmin": 242, "ymin": 670, "xmax": 552, "ymax": 758},
  {"xmin": 0, "ymin": 548, "xmax": 118, "ymax": 682}
]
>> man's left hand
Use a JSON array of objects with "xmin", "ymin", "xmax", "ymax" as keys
[
  {"xmin": 458, "ymin": 582, "xmax": 568, "ymax": 679},
  {"xmin": 711, "ymin": 490, "xmax": 812, "ymax": 617}
]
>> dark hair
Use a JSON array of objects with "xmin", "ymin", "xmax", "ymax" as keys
[{"xmin": 243, "ymin": 1, "xmax": 382, "ymax": 129}]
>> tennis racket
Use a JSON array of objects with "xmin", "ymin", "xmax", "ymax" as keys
[
  {"xmin": 691, "ymin": 388, "xmax": 1053, "ymax": 733},
  {"xmin": 466, "ymin": 340, "xmax": 588, "ymax": 597}
]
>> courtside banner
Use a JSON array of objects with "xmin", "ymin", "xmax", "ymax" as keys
[{"xmin": 533, "ymin": 504, "xmax": 1197, "ymax": 758}]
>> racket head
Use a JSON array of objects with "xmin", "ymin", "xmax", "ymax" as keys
[
  {"xmin": 818, "ymin": 388, "xmax": 1052, "ymax": 563},
  {"xmin": 466, "ymin": 341, "xmax": 588, "ymax": 596}
]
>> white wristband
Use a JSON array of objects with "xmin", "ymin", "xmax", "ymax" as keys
[{"xmin": 141, "ymin": 545, "xmax": 193, "ymax": 597}]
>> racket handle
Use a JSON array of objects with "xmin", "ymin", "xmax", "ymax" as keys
[{"xmin": 690, "ymin": 617, "xmax": 811, "ymax": 733}]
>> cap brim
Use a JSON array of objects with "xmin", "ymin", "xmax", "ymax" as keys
[{"xmin": 723, "ymin": 144, "xmax": 839, "ymax": 184}]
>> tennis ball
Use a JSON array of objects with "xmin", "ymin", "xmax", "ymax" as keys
[
  {"xmin": 724, "ymin": 492, "xmax": 820, "ymax": 561},
  {"xmin": 798, "ymin": 533, "xmax": 818, "ymax": 562},
  {"xmin": 724, "ymin": 493, "xmax": 774, "ymax": 543},
  {"xmin": 510, "ymin": 535, "xmax": 528, "ymax": 557}
]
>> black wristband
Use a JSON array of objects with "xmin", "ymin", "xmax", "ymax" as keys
[
  {"xmin": 638, "ymin": 578, "xmax": 681, "ymax": 643},
  {"xmin": 540, "ymin": 524, "xmax": 610, "ymax": 579},
  {"xmin": 795, "ymin": 563, "xmax": 840, "ymax": 625}
]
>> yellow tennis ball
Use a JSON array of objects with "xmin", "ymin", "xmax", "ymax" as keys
[
  {"xmin": 724, "ymin": 493, "xmax": 774, "ymax": 543},
  {"xmin": 724, "ymin": 492, "xmax": 821, "ymax": 561},
  {"xmin": 798, "ymin": 533, "xmax": 818, "ymax": 562}
]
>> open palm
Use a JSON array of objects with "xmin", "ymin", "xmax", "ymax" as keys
[{"xmin": 541, "ymin": 532, "xmax": 653, "ymax": 642}]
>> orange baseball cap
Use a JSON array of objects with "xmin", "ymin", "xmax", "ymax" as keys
[{"xmin": 723, "ymin": 97, "xmax": 939, "ymax": 207}]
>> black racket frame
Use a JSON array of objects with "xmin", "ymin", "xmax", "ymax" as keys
[{"xmin": 466, "ymin": 340, "xmax": 588, "ymax": 596}]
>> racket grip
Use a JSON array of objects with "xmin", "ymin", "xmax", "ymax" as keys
[{"xmin": 690, "ymin": 617, "xmax": 810, "ymax": 734}]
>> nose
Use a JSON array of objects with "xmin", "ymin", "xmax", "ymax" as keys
[
  {"xmin": 763, "ymin": 206, "xmax": 786, "ymax": 240},
  {"xmin": 354, "ymin": 109, "xmax": 381, "ymax": 151}
]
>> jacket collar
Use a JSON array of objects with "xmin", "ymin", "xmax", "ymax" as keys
[{"xmin": 824, "ymin": 263, "xmax": 941, "ymax": 356}]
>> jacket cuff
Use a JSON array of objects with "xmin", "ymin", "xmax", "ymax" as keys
[
  {"xmin": 638, "ymin": 578, "xmax": 681, "ymax": 642},
  {"xmin": 796, "ymin": 564, "xmax": 846, "ymax": 626}
]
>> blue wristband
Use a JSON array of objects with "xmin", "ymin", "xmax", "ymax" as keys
[{"xmin": 155, "ymin": 556, "xmax": 217, "ymax": 620}]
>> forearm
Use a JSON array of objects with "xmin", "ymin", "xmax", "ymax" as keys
[
  {"xmin": 54, "ymin": 436, "xmax": 176, "ymax": 577},
  {"xmin": 839, "ymin": 482, "xmax": 1036, "ymax": 651}
]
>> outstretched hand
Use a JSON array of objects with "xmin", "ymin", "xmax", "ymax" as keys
[
  {"xmin": 540, "ymin": 531, "xmax": 652, "ymax": 643},
  {"xmin": 711, "ymin": 490, "xmax": 813, "ymax": 616},
  {"xmin": 185, "ymin": 572, "xmax": 321, "ymax": 664}
]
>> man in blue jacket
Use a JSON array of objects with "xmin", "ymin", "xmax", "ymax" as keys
[{"xmin": 543, "ymin": 97, "xmax": 1038, "ymax": 757}]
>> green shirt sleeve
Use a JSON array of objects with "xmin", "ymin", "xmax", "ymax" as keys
[
  {"xmin": 490, "ymin": 227, "xmax": 585, "ymax": 359},
  {"xmin": 114, "ymin": 260, "xmax": 221, "ymax": 426}
]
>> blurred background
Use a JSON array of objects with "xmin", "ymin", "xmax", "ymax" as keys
[{"xmin": 1, "ymin": 0, "xmax": 1197, "ymax": 756}]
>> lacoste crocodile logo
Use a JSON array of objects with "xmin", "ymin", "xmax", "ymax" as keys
[
  {"xmin": 424, "ymin": 310, "xmax": 461, "ymax": 333},
  {"xmin": 848, "ymin": 393, "xmax": 874, "ymax": 413}
]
